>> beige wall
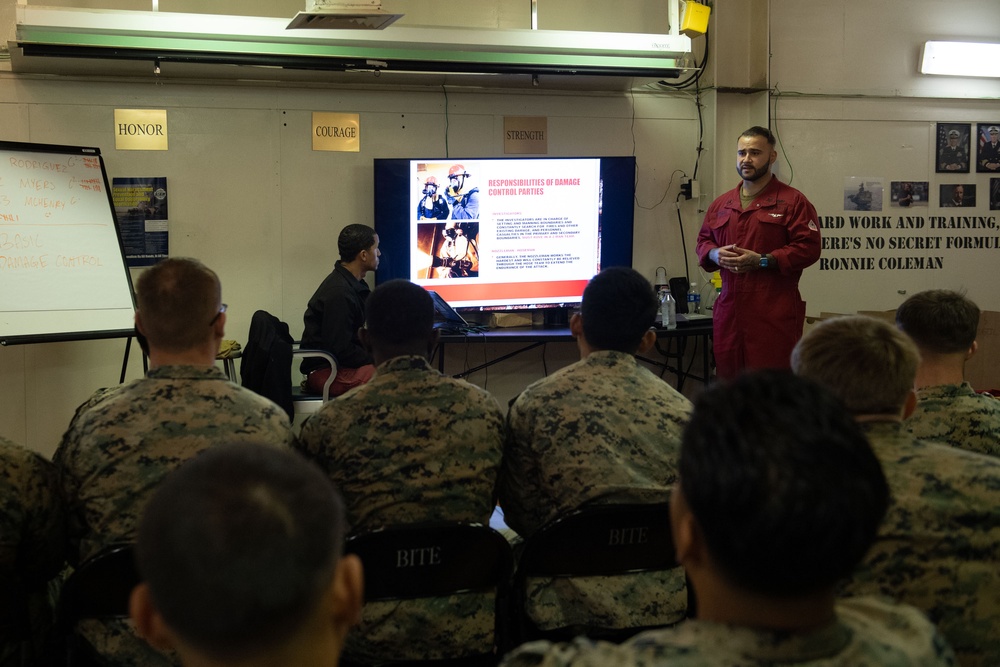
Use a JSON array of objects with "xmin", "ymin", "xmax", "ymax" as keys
[
  {"xmin": 0, "ymin": 70, "xmax": 703, "ymax": 457},
  {"xmin": 768, "ymin": 0, "xmax": 1000, "ymax": 315}
]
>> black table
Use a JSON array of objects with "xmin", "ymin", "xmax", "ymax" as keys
[{"xmin": 434, "ymin": 316, "xmax": 713, "ymax": 391}]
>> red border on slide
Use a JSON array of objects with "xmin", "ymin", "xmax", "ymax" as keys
[{"xmin": 431, "ymin": 280, "xmax": 589, "ymax": 304}]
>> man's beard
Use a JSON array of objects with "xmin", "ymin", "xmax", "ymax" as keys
[{"xmin": 738, "ymin": 163, "xmax": 769, "ymax": 182}]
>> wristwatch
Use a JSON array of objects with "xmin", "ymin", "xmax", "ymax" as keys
[{"xmin": 759, "ymin": 254, "xmax": 771, "ymax": 269}]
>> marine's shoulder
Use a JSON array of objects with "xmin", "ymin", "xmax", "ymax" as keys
[
  {"xmin": 0, "ymin": 437, "xmax": 55, "ymax": 488},
  {"xmin": 500, "ymin": 635, "xmax": 673, "ymax": 667},
  {"xmin": 835, "ymin": 597, "xmax": 956, "ymax": 665},
  {"xmin": 871, "ymin": 427, "xmax": 1000, "ymax": 508},
  {"xmin": 515, "ymin": 358, "xmax": 588, "ymax": 397},
  {"xmin": 0, "ymin": 435, "xmax": 42, "ymax": 464}
]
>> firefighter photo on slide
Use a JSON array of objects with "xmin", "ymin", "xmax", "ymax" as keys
[
  {"xmin": 416, "ymin": 175, "xmax": 449, "ymax": 220},
  {"xmin": 445, "ymin": 163, "xmax": 480, "ymax": 219},
  {"xmin": 433, "ymin": 221, "xmax": 479, "ymax": 278}
]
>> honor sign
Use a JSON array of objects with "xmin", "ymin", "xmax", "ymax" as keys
[
  {"xmin": 313, "ymin": 112, "xmax": 360, "ymax": 152},
  {"xmin": 114, "ymin": 109, "xmax": 168, "ymax": 151}
]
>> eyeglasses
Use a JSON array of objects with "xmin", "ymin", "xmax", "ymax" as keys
[{"xmin": 209, "ymin": 303, "xmax": 227, "ymax": 326}]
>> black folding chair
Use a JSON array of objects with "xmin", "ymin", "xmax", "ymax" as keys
[
  {"xmin": 343, "ymin": 522, "xmax": 514, "ymax": 666},
  {"xmin": 510, "ymin": 502, "xmax": 686, "ymax": 645},
  {"xmin": 55, "ymin": 544, "xmax": 140, "ymax": 667},
  {"xmin": 240, "ymin": 309, "xmax": 337, "ymax": 421}
]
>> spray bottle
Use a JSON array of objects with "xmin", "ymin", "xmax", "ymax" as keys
[{"xmin": 709, "ymin": 271, "xmax": 722, "ymax": 310}]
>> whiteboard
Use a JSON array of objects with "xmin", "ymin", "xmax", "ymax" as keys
[{"xmin": 0, "ymin": 141, "xmax": 135, "ymax": 344}]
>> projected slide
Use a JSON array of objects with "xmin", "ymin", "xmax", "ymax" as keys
[{"xmin": 409, "ymin": 159, "xmax": 601, "ymax": 309}]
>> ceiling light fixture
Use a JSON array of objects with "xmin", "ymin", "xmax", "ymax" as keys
[
  {"xmin": 13, "ymin": 6, "xmax": 694, "ymax": 79},
  {"xmin": 919, "ymin": 41, "xmax": 1000, "ymax": 78}
]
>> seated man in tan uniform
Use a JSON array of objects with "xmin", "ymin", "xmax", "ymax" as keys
[
  {"xmin": 0, "ymin": 436, "xmax": 65, "ymax": 666},
  {"xmin": 130, "ymin": 443, "xmax": 362, "ymax": 667},
  {"xmin": 298, "ymin": 279, "xmax": 504, "ymax": 662},
  {"xmin": 500, "ymin": 267, "xmax": 693, "ymax": 634},
  {"xmin": 895, "ymin": 289, "xmax": 1000, "ymax": 457},
  {"xmin": 55, "ymin": 257, "xmax": 295, "ymax": 666},
  {"xmin": 793, "ymin": 314, "xmax": 1000, "ymax": 666},
  {"xmin": 502, "ymin": 371, "xmax": 953, "ymax": 667}
]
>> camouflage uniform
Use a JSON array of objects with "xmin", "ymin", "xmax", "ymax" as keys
[
  {"xmin": 904, "ymin": 382, "xmax": 1000, "ymax": 457},
  {"xmin": 54, "ymin": 365, "xmax": 295, "ymax": 667},
  {"xmin": 499, "ymin": 350, "xmax": 692, "ymax": 632},
  {"xmin": 297, "ymin": 355, "xmax": 504, "ymax": 662},
  {"xmin": 841, "ymin": 420, "xmax": 1000, "ymax": 667},
  {"xmin": 0, "ymin": 437, "xmax": 65, "ymax": 667},
  {"xmin": 500, "ymin": 597, "xmax": 955, "ymax": 666}
]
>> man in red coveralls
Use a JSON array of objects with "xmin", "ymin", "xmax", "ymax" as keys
[{"xmin": 696, "ymin": 126, "xmax": 821, "ymax": 380}]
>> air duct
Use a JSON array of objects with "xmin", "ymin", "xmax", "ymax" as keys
[
  {"xmin": 287, "ymin": 0, "xmax": 403, "ymax": 31},
  {"xmin": 11, "ymin": 6, "xmax": 694, "ymax": 81}
]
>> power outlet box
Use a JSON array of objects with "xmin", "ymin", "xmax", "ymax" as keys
[
  {"xmin": 680, "ymin": 179, "xmax": 692, "ymax": 199},
  {"xmin": 680, "ymin": 178, "xmax": 698, "ymax": 200}
]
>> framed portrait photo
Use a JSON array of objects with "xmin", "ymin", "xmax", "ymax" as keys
[
  {"xmin": 936, "ymin": 122, "xmax": 970, "ymax": 173},
  {"xmin": 976, "ymin": 122, "xmax": 1000, "ymax": 173},
  {"xmin": 939, "ymin": 183, "xmax": 976, "ymax": 208}
]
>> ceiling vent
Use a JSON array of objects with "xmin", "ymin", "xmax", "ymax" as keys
[{"xmin": 287, "ymin": 0, "xmax": 403, "ymax": 31}]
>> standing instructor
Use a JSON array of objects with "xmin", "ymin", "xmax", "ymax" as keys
[{"xmin": 696, "ymin": 126, "xmax": 821, "ymax": 379}]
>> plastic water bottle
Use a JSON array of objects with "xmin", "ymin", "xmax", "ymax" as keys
[
  {"xmin": 661, "ymin": 290, "xmax": 677, "ymax": 330},
  {"xmin": 687, "ymin": 282, "xmax": 701, "ymax": 314}
]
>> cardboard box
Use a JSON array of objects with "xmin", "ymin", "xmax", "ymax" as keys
[
  {"xmin": 490, "ymin": 312, "xmax": 533, "ymax": 329},
  {"xmin": 858, "ymin": 309, "xmax": 1000, "ymax": 392},
  {"xmin": 968, "ymin": 310, "xmax": 1000, "ymax": 392},
  {"xmin": 857, "ymin": 309, "xmax": 896, "ymax": 324},
  {"xmin": 806, "ymin": 309, "xmax": 999, "ymax": 390}
]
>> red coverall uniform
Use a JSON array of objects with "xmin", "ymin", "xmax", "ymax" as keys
[{"xmin": 696, "ymin": 177, "xmax": 821, "ymax": 379}]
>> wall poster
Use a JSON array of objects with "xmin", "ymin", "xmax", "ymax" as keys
[{"xmin": 112, "ymin": 176, "xmax": 168, "ymax": 268}]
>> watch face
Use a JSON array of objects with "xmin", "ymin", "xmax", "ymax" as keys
[{"xmin": 759, "ymin": 257, "xmax": 769, "ymax": 268}]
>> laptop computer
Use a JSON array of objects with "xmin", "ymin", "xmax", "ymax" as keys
[
  {"xmin": 675, "ymin": 312, "xmax": 712, "ymax": 326},
  {"xmin": 427, "ymin": 290, "xmax": 473, "ymax": 332}
]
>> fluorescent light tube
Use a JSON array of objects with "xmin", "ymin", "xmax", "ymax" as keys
[{"xmin": 920, "ymin": 41, "xmax": 1000, "ymax": 78}]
